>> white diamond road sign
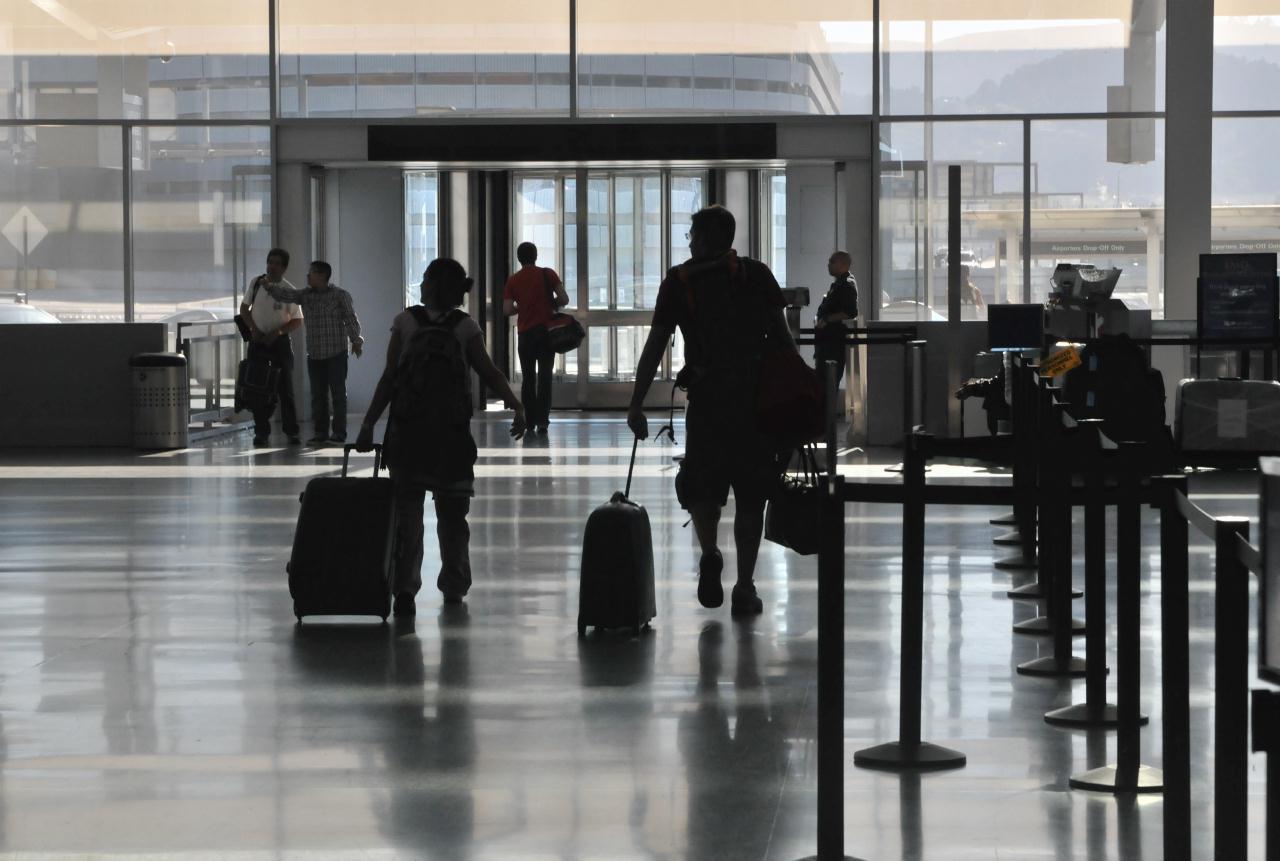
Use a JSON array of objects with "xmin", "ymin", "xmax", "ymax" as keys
[{"xmin": 2, "ymin": 207, "xmax": 48, "ymax": 255}]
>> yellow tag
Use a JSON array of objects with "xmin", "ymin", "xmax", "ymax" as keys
[{"xmin": 1040, "ymin": 346, "xmax": 1082, "ymax": 378}]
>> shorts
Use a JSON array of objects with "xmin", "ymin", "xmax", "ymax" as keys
[{"xmin": 675, "ymin": 389, "xmax": 780, "ymax": 510}]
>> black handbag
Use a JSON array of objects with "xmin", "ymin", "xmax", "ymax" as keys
[
  {"xmin": 542, "ymin": 269, "xmax": 584, "ymax": 354},
  {"xmin": 764, "ymin": 446, "xmax": 822, "ymax": 556}
]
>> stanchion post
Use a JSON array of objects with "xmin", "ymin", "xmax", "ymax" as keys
[
  {"xmin": 1252, "ymin": 689, "xmax": 1280, "ymax": 861},
  {"xmin": 1216, "ymin": 516, "xmax": 1251, "ymax": 861},
  {"xmin": 798, "ymin": 471, "xmax": 865, "ymax": 861},
  {"xmin": 1070, "ymin": 456, "xmax": 1162, "ymax": 793},
  {"xmin": 853, "ymin": 432, "xmax": 965, "ymax": 772},
  {"xmin": 1158, "ymin": 475, "xmax": 1191, "ymax": 861}
]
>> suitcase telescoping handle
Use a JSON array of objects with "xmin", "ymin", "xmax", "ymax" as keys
[
  {"xmin": 342, "ymin": 443, "xmax": 383, "ymax": 478},
  {"xmin": 625, "ymin": 435, "xmax": 639, "ymax": 499}
]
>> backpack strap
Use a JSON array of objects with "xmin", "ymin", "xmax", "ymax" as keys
[{"xmin": 407, "ymin": 305, "xmax": 467, "ymax": 331}]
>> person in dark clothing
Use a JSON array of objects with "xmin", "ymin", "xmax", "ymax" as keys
[
  {"xmin": 240, "ymin": 248, "xmax": 303, "ymax": 447},
  {"xmin": 627, "ymin": 205, "xmax": 797, "ymax": 616},
  {"xmin": 502, "ymin": 242, "xmax": 570, "ymax": 435},
  {"xmin": 813, "ymin": 250, "xmax": 859, "ymax": 388}
]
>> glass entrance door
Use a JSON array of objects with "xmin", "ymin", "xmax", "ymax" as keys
[{"xmin": 512, "ymin": 168, "xmax": 707, "ymax": 408}]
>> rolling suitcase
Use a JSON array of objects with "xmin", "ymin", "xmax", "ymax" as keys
[
  {"xmin": 1175, "ymin": 378, "xmax": 1280, "ymax": 454},
  {"xmin": 288, "ymin": 444, "xmax": 396, "ymax": 622},
  {"xmin": 577, "ymin": 436, "xmax": 656, "ymax": 637}
]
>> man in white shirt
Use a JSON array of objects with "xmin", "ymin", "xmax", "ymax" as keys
[{"xmin": 240, "ymin": 247, "xmax": 304, "ymax": 446}]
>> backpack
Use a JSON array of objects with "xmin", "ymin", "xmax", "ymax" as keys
[{"xmin": 386, "ymin": 306, "xmax": 476, "ymax": 481}]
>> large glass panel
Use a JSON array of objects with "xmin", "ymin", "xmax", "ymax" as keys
[
  {"xmin": 0, "ymin": 2, "xmax": 269, "ymax": 120},
  {"xmin": 878, "ymin": 121, "xmax": 1022, "ymax": 321},
  {"xmin": 1215, "ymin": 2, "xmax": 1280, "ymax": 110},
  {"xmin": 762, "ymin": 170, "xmax": 787, "ymax": 283},
  {"xmin": 880, "ymin": 2, "xmax": 1166, "ymax": 115},
  {"xmin": 587, "ymin": 325, "xmax": 650, "ymax": 381},
  {"xmin": 577, "ymin": 1, "xmax": 873, "ymax": 115},
  {"xmin": 132, "ymin": 126, "xmax": 271, "ymax": 323},
  {"xmin": 1031, "ymin": 119, "xmax": 1165, "ymax": 316},
  {"xmin": 669, "ymin": 171, "xmax": 706, "ymax": 267},
  {"xmin": 404, "ymin": 171, "xmax": 439, "ymax": 305},
  {"xmin": 586, "ymin": 174, "xmax": 611, "ymax": 308},
  {"xmin": 0, "ymin": 125, "xmax": 124, "ymax": 321},
  {"xmin": 614, "ymin": 174, "xmax": 662, "ymax": 309},
  {"xmin": 1212, "ymin": 118, "xmax": 1280, "ymax": 259},
  {"xmin": 278, "ymin": 2, "xmax": 570, "ymax": 117}
]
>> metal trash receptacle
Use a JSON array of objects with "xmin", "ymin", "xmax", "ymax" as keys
[{"xmin": 130, "ymin": 353, "xmax": 190, "ymax": 449}]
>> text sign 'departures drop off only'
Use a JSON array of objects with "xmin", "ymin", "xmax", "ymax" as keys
[{"xmin": 1040, "ymin": 346, "xmax": 1083, "ymax": 378}]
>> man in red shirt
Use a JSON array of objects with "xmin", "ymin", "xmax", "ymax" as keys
[
  {"xmin": 627, "ymin": 206, "xmax": 796, "ymax": 616},
  {"xmin": 503, "ymin": 242, "xmax": 569, "ymax": 435}
]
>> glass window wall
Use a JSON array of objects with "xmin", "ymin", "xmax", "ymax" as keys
[
  {"xmin": 1212, "ymin": 118, "xmax": 1280, "ymax": 258},
  {"xmin": 880, "ymin": 2, "xmax": 1166, "ymax": 116},
  {"xmin": 0, "ymin": 124, "xmax": 125, "ymax": 321},
  {"xmin": 1030, "ymin": 119, "xmax": 1165, "ymax": 316},
  {"xmin": 1214, "ymin": 2, "xmax": 1280, "ymax": 111},
  {"xmin": 404, "ymin": 171, "xmax": 439, "ymax": 305},
  {"xmin": 0, "ymin": 1, "xmax": 270, "ymax": 120},
  {"xmin": 577, "ymin": 1, "xmax": 873, "ymax": 115},
  {"xmin": 278, "ymin": 1, "xmax": 571, "ymax": 117},
  {"xmin": 131, "ymin": 125, "xmax": 271, "ymax": 323},
  {"xmin": 879, "ymin": 121, "xmax": 1022, "ymax": 322}
]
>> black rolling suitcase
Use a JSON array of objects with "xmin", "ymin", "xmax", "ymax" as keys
[
  {"xmin": 577, "ymin": 436, "xmax": 656, "ymax": 637},
  {"xmin": 288, "ymin": 444, "xmax": 396, "ymax": 622},
  {"xmin": 235, "ymin": 353, "xmax": 279, "ymax": 412}
]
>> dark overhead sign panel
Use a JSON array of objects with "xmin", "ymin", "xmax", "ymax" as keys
[{"xmin": 368, "ymin": 122, "xmax": 777, "ymax": 163}]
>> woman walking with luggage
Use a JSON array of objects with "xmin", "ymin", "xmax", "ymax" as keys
[{"xmin": 356, "ymin": 258, "xmax": 526, "ymax": 616}]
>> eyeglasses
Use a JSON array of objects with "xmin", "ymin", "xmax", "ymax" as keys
[{"xmin": 684, "ymin": 231, "xmax": 692, "ymax": 241}]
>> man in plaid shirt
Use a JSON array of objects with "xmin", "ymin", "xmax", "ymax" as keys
[{"xmin": 264, "ymin": 260, "xmax": 364, "ymax": 444}]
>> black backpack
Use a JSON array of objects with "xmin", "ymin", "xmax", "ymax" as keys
[{"xmin": 386, "ymin": 307, "xmax": 476, "ymax": 481}]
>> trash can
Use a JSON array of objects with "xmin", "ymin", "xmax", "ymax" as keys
[{"xmin": 130, "ymin": 353, "xmax": 189, "ymax": 449}]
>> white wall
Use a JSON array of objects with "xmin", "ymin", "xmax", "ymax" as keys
[{"xmin": 327, "ymin": 169, "xmax": 406, "ymax": 416}]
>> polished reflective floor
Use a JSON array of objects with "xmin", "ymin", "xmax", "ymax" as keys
[{"xmin": 0, "ymin": 415, "xmax": 1266, "ymax": 859}]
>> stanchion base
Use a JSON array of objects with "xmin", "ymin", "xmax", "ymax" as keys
[
  {"xmin": 1006, "ymin": 581, "xmax": 1045, "ymax": 599},
  {"xmin": 990, "ymin": 514, "xmax": 1018, "ymax": 526},
  {"xmin": 853, "ymin": 740, "xmax": 967, "ymax": 772},
  {"xmin": 1069, "ymin": 764, "xmax": 1164, "ymax": 794},
  {"xmin": 1012, "ymin": 615, "xmax": 1086, "ymax": 636},
  {"xmin": 995, "ymin": 554, "xmax": 1038, "ymax": 571},
  {"xmin": 993, "ymin": 530, "xmax": 1025, "ymax": 546},
  {"xmin": 1016, "ymin": 655, "xmax": 1088, "ymax": 677},
  {"xmin": 1044, "ymin": 701, "xmax": 1149, "ymax": 729},
  {"xmin": 793, "ymin": 856, "xmax": 867, "ymax": 861}
]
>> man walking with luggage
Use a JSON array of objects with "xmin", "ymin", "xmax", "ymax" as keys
[
  {"xmin": 503, "ymin": 242, "xmax": 569, "ymax": 435},
  {"xmin": 626, "ymin": 205, "xmax": 796, "ymax": 615},
  {"xmin": 241, "ymin": 248, "xmax": 303, "ymax": 447},
  {"xmin": 263, "ymin": 260, "xmax": 365, "ymax": 444},
  {"xmin": 814, "ymin": 250, "xmax": 859, "ymax": 389},
  {"xmin": 356, "ymin": 258, "xmax": 526, "ymax": 617}
]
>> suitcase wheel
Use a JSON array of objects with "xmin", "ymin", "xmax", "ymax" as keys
[
  {"xmin": 298, "ymin": 492, "xmax": 305, "ymax": 504},
  {"xmin": 577, "ymin": 622, "xmax": 586, "ymax": 638},
  {"xmin": 381, "ymin": 616, "xmax": 388, "ymax": 624},
  {"xmin": 295, "ymin": 616, "xmax": 302, "ymax": 625}
]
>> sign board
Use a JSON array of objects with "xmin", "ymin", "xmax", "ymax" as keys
[
  {"xmin": 1040, "ymin": 346, "xmax": 1082, "ymax": 378},
  {"xmin": 2, "ymin": 207, "xmax": 48, "ymax": 255},
  {"xmin": 1198, "ymin": 275, "xmax": 1279, "ymax": 341}
]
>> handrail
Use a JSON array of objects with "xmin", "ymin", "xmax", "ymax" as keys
[{"xmin": 1174, "ymin": 488, "xmax": 1220, "ymax": 540}]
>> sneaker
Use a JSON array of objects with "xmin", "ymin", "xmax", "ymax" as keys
[
  {"xmin": 287, "ymin": 436, "xmax": 302, "ymax": 446},
  {"xmin": 328, "ymin": 433, "xmax": 346, "ymax": 444},
  {"xmin": 697, "ymin": 549, "xmax": 724, "ymax": 609},
  {"xmin": 393, "ymin": 593, "xmax": 416, "ymax": 617},
  {"xmin": 306, "ymin": 436, "xmax": 328, "ymax": 446},
  {"xmin": 252, "ymin": 436, "xmax": 268, "ymax": 448},
  {"xmin": 731, "ymin": 582, "xmax": 764, "ymax": 616}
]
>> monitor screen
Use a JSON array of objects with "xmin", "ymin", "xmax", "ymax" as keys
[
  {"xmin": 1260, "ymin": 457, "xmax": 1280, "ymax": 684},
  {"xmin": 988, "ymin": 303, "xmax": 1044, "ymax": 351}
]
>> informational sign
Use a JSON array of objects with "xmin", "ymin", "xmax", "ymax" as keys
[
  {"xmin": 1200, "ymin": 252, "xmax": 1277, "ymax": 279},
  {"xmin": 1198, "ymin": 276, "xmax": 1279, "ymax": 341},
  {"xmin": 2, "ymin": 207, "xmax": 48, "ymax": 255},
  {"xmin": 1039, "ymin": 346, "xmax": 1082, "ymax": 378}
]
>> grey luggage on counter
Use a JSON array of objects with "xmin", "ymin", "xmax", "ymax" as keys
[
  {"xmin": 577, "ymin": 437, "xmax": 656, "ymax": 637},
  {"xmin": 288, "ymin": 445, "xmax": 396, "ymax": 622},
  {"xmin": 1175, "ymin": 378, "xmax": 1280, "ymax": 454}
]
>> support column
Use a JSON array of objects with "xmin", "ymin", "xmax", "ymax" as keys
[{"xmin": 1163, "ymin": 0, "xmax": 1214, "ymax": 320}]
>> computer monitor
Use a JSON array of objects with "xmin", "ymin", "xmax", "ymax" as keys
[
  {"xmin": 1051, "ymin": 263, "xmax": 1121, "ymax": 305},
  {"xmin": 988, "ymin": 303, "xmax": 1044, "ymax": 352},
  {"xmin": 1259, "ymin": 458, "xmax": 1280, "ymax": 683}
]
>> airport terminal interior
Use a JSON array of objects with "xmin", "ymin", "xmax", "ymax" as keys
[{"xmin": 2, "ymin": 1, "xmax": 1280, "ymax": 858}]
